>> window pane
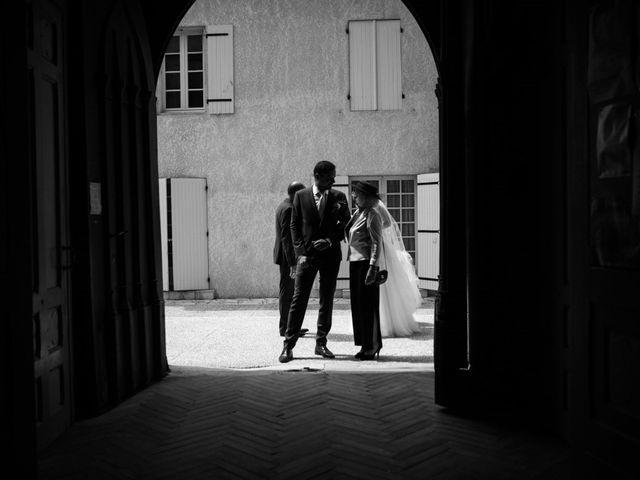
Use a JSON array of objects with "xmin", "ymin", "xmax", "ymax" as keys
[
  {"xmin": 165, "ymin": 91, "xmax": 180, "ymax": 109},
  {"xmin": 187, "ymin": 34, "xmax": 202, "ymax": 52},
  {"xmin": 188, "ymin": 90, "xmax": 203, "ymax": 108},
  {"xmin": 402, "ymin": 209, "xmax": 415, "ymax": 222},
  {"xmin": 165, "ymin": 72, "xmax": 180, "ymax": 90},
  {"xmin": 402, "ymin": 195, "xmax": 415, "ymax": 207},
  {"xmin": 402, "ymin": 224, "xmax": 415, "ymax": 236},
  {"xmin": 166, "ymin": 36, "xmax": 179, "ymax": 53},
  {"xmin": 188, "ymin": 72, "xmax": 203, "ymax": 89},
  {"xmin": 387, "ymin": 180, "xmax": 400, "ymax": 193},
  {"xmin": 165, "ymin": 54, "xmax": 180, "ymax": 72},
  {"xmin": 387, "ymin": 194, "xmax": 400, "ymax": 207},
  {"xmin": 188, "ymin": 53, "xmax": 202, "ymax": 71},
  {"xmin": 404, "ymin": 238, "xmax": 415, "ymax": 251},
  {"xmin": 389, "ymin": 209, "xmax": 400, "ymax": 221},
  {"xmin": 401, "ymin": 180, "xmax": 414, "ymax": 192}
]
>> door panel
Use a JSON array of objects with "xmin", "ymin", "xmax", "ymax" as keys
[
  {"xmin": 158, "ymin": 178, "xmax": 209, "ymax": 291},
  {"xmin": 571, "ymin": 2, "xmax": 640, "ymax": 475},
  {"xmin": 417, "ymin": 173, "xmax": 439, "ymax": 291},
  {"xmin": 28, "ymin": 0, "xmax": 71, "ymax": 450},
  {"xmin": 333, "ymin": 176, "xmax": 350, "ymax": 290}
]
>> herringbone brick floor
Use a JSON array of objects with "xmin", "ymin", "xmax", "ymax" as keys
[{"xmin": 38, "ymin": 367, "xmax": 571, "ymax": 480}]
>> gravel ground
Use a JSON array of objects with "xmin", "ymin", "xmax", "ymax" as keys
[{"xmin": 164, "ymin": 297, "xmax": 434, "ymax": 372}]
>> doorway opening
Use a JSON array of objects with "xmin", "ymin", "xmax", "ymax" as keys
[{"xmin": 154, "ymin": 0, "xmax": 441, "ymax": 371}]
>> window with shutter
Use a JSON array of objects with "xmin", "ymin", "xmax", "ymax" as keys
[
  {"xmin": 349, "ymin": 175, "xmax": 416, "ymax": 261},
  {"xmin": 348, "ymin": 19, "xmax": 402, "ymax": 111},
  {"xmin": 160, "ymin": 27, "xmax": 205, "ymax": 111}
]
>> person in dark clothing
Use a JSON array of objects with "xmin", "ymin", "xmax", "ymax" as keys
[
  {"xmin": 273, "ymin": 181, "xmax": 307, "ymax": 337},
  {"xmin": 278, "ymin": 161, "xmax": 351, "ymax": 363}
]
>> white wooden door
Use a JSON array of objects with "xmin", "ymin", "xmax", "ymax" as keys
[
  {"xmin": 159, "ymin": 178, "xmax": 210, "ymax": 290},
  {"xmin": 417, "ymin": 173, "xmax": 439, "ymax": 291}
]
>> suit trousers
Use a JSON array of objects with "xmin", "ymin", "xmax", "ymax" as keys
[
  {"xmin": 278, "ymin": 263, "xmax": 294, "ymax": 336},
  {"xmin": 349, "ymin": 261, "xmax": 382, "ymax": 351},
  {"xmin": 284, "ymin": 255, "xmax": 341, "ymax": 348}
]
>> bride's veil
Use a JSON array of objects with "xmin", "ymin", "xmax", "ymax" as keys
[{"xmin": 368, "ymin": 199, "xmax": 422, "ymax": 336}]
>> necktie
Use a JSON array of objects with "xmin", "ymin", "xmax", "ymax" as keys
[{"xmin": 317, "ymin": 191, "xmax": 326, "ymax": 218}]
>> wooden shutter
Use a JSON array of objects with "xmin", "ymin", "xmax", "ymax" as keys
[
  {"xmin": 334, "ymin": 176, "xmax": 351, "ymax": 290},
  {"xmin": 158, "ymin": 179, "xmax": 169, "ymax": 290},
  {"xmin": 376, "ymin": 20, "xmax": 402, "ymax": 110},
  {"xmin": 156, "ymin": 60, "xmax": 165, "ymax": 113},
  {"xmin": 165, "ymin": 178, "xmax": 210, "ymax": 290},
  {"xmin": 417, "ymin": 173, "xmax": 439, "ymax": 291},
  {"xmin": 206, "ymin": 25, "xmax": 234, "ymax": 114},
  {"xmin": 349, "ymin": 20, "xmax": 376, "ymax": 111}
]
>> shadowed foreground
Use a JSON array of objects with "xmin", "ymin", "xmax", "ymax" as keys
[{"xmin": 38, "ymin": 367, "xmax": 570, "ymax": 479}]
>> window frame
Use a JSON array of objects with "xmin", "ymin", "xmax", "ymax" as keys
[
  {"xmin": 349, "ymin": 175, "xmax": 417, "ymax": 263},
  {"xmin": 159, "ymin": 26, "xmax": 206, "ymax": 113}
]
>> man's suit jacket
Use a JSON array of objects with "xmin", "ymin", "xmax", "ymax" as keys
[
  {"xmin": 290, "ymin": 187, "xmax": 351, "ymax": 261},
  {"xmin": 274, "ymin": 198, "xmax": 296, "ymax": 266}
]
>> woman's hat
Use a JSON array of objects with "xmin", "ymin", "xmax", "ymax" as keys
[{"xmin": 352, "ymin": 181, "xmax": 380, "ymax": 199}]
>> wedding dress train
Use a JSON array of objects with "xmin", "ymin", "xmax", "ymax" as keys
[{"xmin": 369, "ymin": 201, "xmax": 422, "ymax": 337}]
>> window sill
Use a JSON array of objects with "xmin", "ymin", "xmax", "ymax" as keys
[{"xmin": 157, "ymin": 109, "xmax": 207, "ymax": 115}]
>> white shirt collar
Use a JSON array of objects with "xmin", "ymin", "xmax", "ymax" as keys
[{"xmin": 313, "ymin": 184, "xmax": 321, "ymax": 196}]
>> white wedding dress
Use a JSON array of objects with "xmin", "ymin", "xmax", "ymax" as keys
[{"xmin": 369, "ymin": 201, "xmax": 422, "ymax": 337}]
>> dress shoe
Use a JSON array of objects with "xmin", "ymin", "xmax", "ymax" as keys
[
  {"xmin": 359, "ymin": 347, "xmax": 381, "ymax": 361},
  {"xmin": 314, "ymin": 345, "xmax": 335, "ymax": 359},
  {"xmin": 298, "ymin": 328, "xmax": 309, "ymax": 336},
  {"xmin": 279, "ymin": 347, "xmax": 293, "ymax": 363}
]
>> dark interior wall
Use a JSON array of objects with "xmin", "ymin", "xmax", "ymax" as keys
[
  {"xmin": 463, "ymin": 1, "xmax": 561, "ymax": 412},
  {"xmin": 68, "ymin": 0, "xmax": 168, "ymax": 416},
  {"xmin": 2, "ymin": 2, "xmax": 38, "ymax": 477},
  {"xmin": 403, "ymin": 0, "xmax": 563, "ymax": 416}
]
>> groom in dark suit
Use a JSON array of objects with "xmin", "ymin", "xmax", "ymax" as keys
[{"xmin": 279, "ymin": 161, "xmax": 351, "ymax": 363}]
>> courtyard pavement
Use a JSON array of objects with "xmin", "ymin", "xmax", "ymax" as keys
[{"xmin": 164, "ymin": 297, "xmax": 435, "ymax": 372}]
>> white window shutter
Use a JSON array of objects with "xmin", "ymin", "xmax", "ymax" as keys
[
  {"xmin": 206, "ymin": 25, "xmax": 234, "ymax": 114},
  {"xmin": 158, "ymin": 178, "xmax": 169, "ymax": 290},
  {"xmin": 156, "ymin": 60, "xmax": 165, "ymax": 113},
  {"xmin": 349, "ymin": 20, "xmax": 376, "ymax": 111},
  {"xmin": 416, "ymin": 173, "xmax": 439, "ymax": 291},
  {"xmin": 376, "ymin": 20, "xmax": 402, "ymax": 110},
  {"xmin": 169, "ymin": 178, "xmax": 210, "ymax": 290},
  {"xmin": 333, "ymin": 175, "xmax": 351, "ymax": 290}
]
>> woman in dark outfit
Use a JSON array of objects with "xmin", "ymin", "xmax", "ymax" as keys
[{"xmin": 345, "ymin": 181, "xmax": 385, "ymax": 360}]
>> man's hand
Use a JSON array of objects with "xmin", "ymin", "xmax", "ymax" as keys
[
  {"xmin": 312, "ymin": 238, "xmax": 331, "ymax": 252},
  {"xmin": 364, "ymin": 265, "xmax": 379, "ymax": 286},
  {"xmin": 289, "ymin": 265, "xmax": 297, "ymax": 278}
]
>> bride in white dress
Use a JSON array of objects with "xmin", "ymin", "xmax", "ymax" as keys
[{"xmin": 368, "ymin": 199, "xmax": 422, "ymax": 337}]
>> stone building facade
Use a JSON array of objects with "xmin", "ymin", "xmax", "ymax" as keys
[{"xmin": 156, "ymin": 0, "xmax": 439, "ymax": 297}]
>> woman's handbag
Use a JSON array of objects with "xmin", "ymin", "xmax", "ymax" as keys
[{"xmin": 374, "ymin": 269, "xmax": 388, "ymax": 285}]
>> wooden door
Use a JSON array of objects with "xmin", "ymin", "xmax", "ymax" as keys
[
  {"xmin": 27, "ymin": 0, "xmax": 72, "ymax": 450},
  {"xmin": 569, "ymin": 1, "xmax": 640, "ymax": 476},
  {"xmin": 158, "ymin": 178, "xmax": 210, "ymax": 291}
]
